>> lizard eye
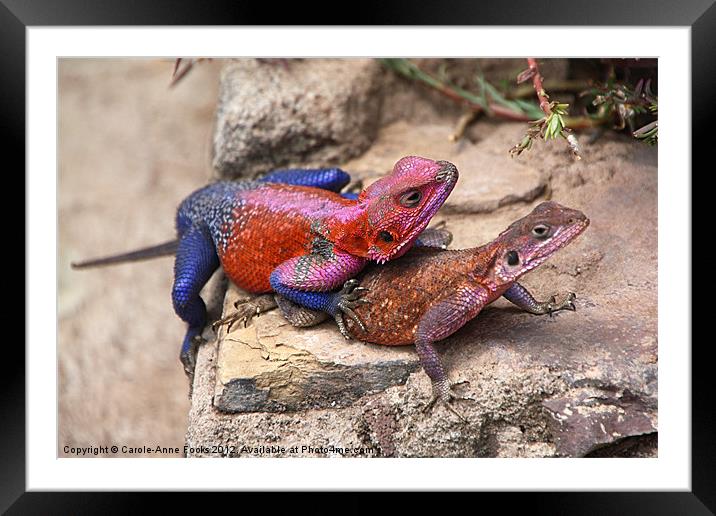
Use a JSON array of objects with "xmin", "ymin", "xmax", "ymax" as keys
[
  {"xmin": 532, "ymin": 224, "xmax": 550, "ymax": 239},
  {"xmin": 506, "ymin": 250, "xmax": 520, "ymax": 266},
  {"xmin": 399, "ymin": 190, "xmax": 422, "ymax": 208},
  {"xmin": 379, "ymin": 231, "xmax": 394, "ymax": 243}
]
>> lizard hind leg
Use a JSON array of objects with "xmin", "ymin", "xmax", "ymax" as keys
[
  {"xmin": 259, "ymin": 168, "xmax": 351, "ymax": 192},
  {"xmin": 274, "ymin": 295, "xmax": 329, "ymax": 328},
  {"xmin": 212, "ymin": 294, "xmax": 278, "ymax": 333},
  {"xmin": 172, "ymin": 226, "xmax": 220, "ymax": 377}
]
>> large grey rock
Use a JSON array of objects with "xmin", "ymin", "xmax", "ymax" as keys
[
  {"xmin": 212, "ymin": 59, "xmax": 384, "ymax": 179},
  {"xmin": 341, "ymin": 121, "xmax": 548, "ymax": 213},
  {"xmin": 186, "ymin": 120, "xmax": 657, "ymax": 458}
]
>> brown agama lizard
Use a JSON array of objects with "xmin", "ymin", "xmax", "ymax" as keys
[{"xmin": 221, "ymin": 201, "xmax": 589, "ymax": 417}]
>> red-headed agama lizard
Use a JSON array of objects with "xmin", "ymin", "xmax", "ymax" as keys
[
  {"xmin": 244, "ymin": 201, "xmax": 589, "ymax": 418},
  {"xmin": 72, "ymin": 157, "xmax": 458, "ymax": 376}
]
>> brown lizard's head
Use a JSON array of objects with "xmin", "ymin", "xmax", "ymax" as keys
[
  {"xmin": 348, "ymin": 156, "xmax": 458, "ymax": 264},
  {"xmin": 486, "ymin": 201, "xmax": 590, "ymax": 285}
]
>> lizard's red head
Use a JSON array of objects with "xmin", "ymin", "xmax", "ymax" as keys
[
  {"xmin": 486, "ymin": 201, "xmax": 589, "ymax": 285},
  {"xmin": 358, "ymin": 156, "xmax": 458, "ymax": 263}
]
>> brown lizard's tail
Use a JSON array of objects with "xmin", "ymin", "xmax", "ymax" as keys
[{"xmin": 71, "ymin": 239, "xmax": 179, "ymax": 269}]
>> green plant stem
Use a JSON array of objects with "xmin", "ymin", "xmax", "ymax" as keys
[
  {"xmin": 381, "ymin": 58, "xmax": 535, "ymax": 121},
  {"xmin": 381, "ymin": 58, "xmax": 606, "ymax": 130}
]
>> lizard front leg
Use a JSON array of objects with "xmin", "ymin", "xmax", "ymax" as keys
[
  {"xmin": 414, "ymin": 221, "xmax": 453, "ymax": 249},
  {"xmin": 415, "ymin": 282, "xmax": 489, "ymax": 421},
  {"xmin": 503, "ymin": 282, "xmax": 576, "ymax": 316},
  {"xmin": 269, "ymin": 245, "xmax": 368, "ymax": 338}
]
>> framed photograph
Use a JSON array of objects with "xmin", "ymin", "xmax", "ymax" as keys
[{"xmin": 11, "ymin": 0, "xmax": 705, "ymax": 512}]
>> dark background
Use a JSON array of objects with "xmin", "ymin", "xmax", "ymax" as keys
[{"xmin": 7, "ymin": 0, "xmax": 706, "ymax": 513}]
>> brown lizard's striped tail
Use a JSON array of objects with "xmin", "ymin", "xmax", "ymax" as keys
[{"xmin": 71, "ymin": 239, "xmax": 179, "ymax": 269}]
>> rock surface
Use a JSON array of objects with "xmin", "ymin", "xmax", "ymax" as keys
[
  {"xmin": 186, "ymin": 120, "xmax": 658, "ymax": 458},
  {"xmin": 341, "ymin": 121, "xmax": 548, "ymax": 213},
  {"xmin": 213, "ymin": 59, "xmax": 384, "ymax": 179},
  {"xmin": 213, "ymin": 286, "xmax": 420, "ymax": 413}
]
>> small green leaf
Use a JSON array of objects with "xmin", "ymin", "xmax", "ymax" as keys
[{"xmin": 545, "ymin": 114, "xmax": 563, "ymax": 139}]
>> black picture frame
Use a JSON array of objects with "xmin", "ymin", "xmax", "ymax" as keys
[{"xmin": 7, "ymin": 0, "xmax": 704, "ymax": 513}]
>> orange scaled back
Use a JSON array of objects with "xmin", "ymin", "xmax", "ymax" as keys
[{"xmin": 217, "ymin": 183, "xmax": 354, "ymax": 292}]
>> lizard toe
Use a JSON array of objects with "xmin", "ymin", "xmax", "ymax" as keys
[
  {"xmin": 214, "ymin": 294, "xmax": 278, "ymax": 333},
  {"xmin": 334, "ymin": 313, "xmax": 352, "ymax": 339},
  {"xmin": 339, "ymin": 304, "xmax": 366, "ymax": 333},
  {"xmin": 341, "ymin": 279, "xmax": 360, "ymax": 291},
  {"xmin": 565, "ymin": 292, "xmax": 577, "ymax": 311},
  {"xmin": 423, "ymin": 379, "xmax": 472, "ymax": 422}
]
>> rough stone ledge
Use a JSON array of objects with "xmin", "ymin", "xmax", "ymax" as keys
[
  {"xmin": 185, "ymin": 120, "xmax": 658, "ymax": 458},
  {"xmin": 213, "ymin": 285, "xmax": 421, "ymax": 413},
  {"xmin": 543, "ymin": 386, "xmax": 657, "ymax": 457}
]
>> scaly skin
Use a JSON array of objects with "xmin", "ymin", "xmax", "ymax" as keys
[
  {"xmin": 73, "ymin": 157, "xmax": 458, "ymax": 375},
  {"xmin": 274, "ymin": 201, "xmax": 589, "ymax": 418}
]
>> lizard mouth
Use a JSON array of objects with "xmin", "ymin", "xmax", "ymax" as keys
[
  {"xmin": 525, "ymin": 216, "xmax": 590, "ymax": 271},
  {"xmin": 373, "ymin": 230, "xmax": 420, "ymax": 263},
  {"xmin": 370, "ymin": 213, "xmax": 441, "ymax": 264}
]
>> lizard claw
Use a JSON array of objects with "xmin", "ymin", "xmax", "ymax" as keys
[
  {"xmin": 547, "ymin": 292, "xmax": 577, "ymax": 316},
  {"xmin": 543, "ymin": 292, "xmax": 577, "ymax": 317},
  {"xmin": 332, "ymin": 279, "xmax": 370, "ymax": 338},
  {"xmin": 563, "ymin": 292, "xmax": 577, "ymax": 311},
  {"xmin": 212, "ymin": 295, "xmax": 276, "ymax": 333},
  {"xmin": 213, "ymin": 303, "xmax": 258, "ymax": 333},
  {"xmin": 343, "ymin": 279, "xmax": 360, "ymax": 290},
  {"xmin": 422, "ymin": 379, "xmax": 473, "ymax": 423},
  {"xmin": 344, "ymin": 285, "xmax": 369, "ymax": 300},
  {"xmin": 546, "ymin": 295, "xmax": 557, "ymax": 317}
]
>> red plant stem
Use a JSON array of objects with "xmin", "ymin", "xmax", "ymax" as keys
[
  {"xmin": 489, "ymin": 104, "xmax": 533, "ymax": 121},
  {"xmin": 527, "ymin": 58, "xmax": 552, "ymax": 116},
  {"xmin": 432, "ymin": 80, "xmax": 601, "ymax": 126}
]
